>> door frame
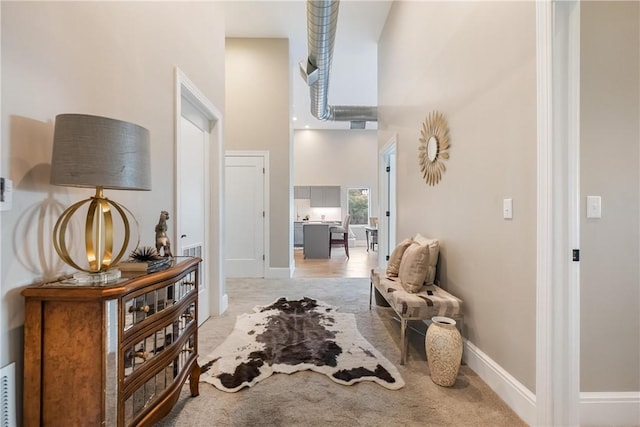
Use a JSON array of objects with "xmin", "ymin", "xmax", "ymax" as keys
[
  {"xmin": 378, "ymin": 135, "xmax": 397, "ymax": 268},
  {"xmin": 175, "ymin": 67, "xmax": 227, "ymax": 317},
  {"xmin": 225, "ymin": 150, "xmax": 270, "ymax": 278},
  {"xmin": 535, "ymin": 1, "xmax": 581, "ymax": 425}
]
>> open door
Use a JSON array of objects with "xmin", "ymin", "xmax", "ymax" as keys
[{"xmin": 379, "ymin": 136, "xmax": 397, "ymax": 267}]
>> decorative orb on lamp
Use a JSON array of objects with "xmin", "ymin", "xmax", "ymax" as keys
[{"xmin": 50, "ymin": 114, "xmax": 151, "ymax": 283}]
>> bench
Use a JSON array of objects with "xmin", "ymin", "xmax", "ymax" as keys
[{"xmin": 368, "ymin": 236, "xmax": 463, "ymax": 365}]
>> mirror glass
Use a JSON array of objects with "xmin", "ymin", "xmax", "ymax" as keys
[{"xmin": 426, "ymin": 136, "xmax": 439, "ymax": 162}]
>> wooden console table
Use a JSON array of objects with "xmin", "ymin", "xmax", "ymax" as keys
[{"xmin": 22, "ymin": 257, "xmax": 201, "ymax": 426}]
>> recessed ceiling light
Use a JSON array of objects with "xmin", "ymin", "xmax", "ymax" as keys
[
  {"xmin": 292, "ymin": 117, "xmax": 298, "ymax": 121},
  {"xmin": 305, "ymin": 125, "xmax": 310, "ymax": 129}
]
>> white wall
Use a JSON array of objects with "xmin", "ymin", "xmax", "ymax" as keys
[
  {"xmin": 378, "ymin": 1, "xmax": 537, "ymax": 391},
  {"xmin": 294, "ymin": 129, "xmax": 379, "ymax": 234},
  {"xmin": 580, "ymin": 1, "xmax": 640, "ymax": 392},
  {"xmin": 0, "ymin": 2, "xmax": 225, "ymax": 420}
]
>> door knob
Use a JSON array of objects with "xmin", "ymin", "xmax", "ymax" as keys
[{"xmin": 181, "ymin": 234, "xmax": 187, "ymax": 239}]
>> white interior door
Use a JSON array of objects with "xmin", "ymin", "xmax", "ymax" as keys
[
  {"xmin": 179, "ymin": 113, "xmax": 209, "ymax": 325},
  {"xmin": 175, "ymin": 68, "xmax": 226, "ymax": 320},
  {"xmin": 225, "ymin": 155, "xmax": 265, "ymax": 277}
]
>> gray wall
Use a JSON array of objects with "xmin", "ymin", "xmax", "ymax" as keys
[
  {"xmin": 225, "ymin": 38, "xmax": 291, "ymax": 270},
  {"xmin": 580, "ymin": 1, "xmax": 640, "ymax": 392},
  {"xmin": 0, "ymin": 1, "xmax": 225, "ymax": 419},
  {"xmin": 378, "ymin": 1, "xmax": 537, "ymax": 391}
]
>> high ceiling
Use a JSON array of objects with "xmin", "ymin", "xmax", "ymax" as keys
[{"xmin": 224, "ymin": 1, "xmax": 393, "ymax": 130}]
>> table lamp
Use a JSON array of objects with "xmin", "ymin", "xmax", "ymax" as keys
[{"xmin": 50, "ymin": 113, "xmax": 151, "ymax": 283}]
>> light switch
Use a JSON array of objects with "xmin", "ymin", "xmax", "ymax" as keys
[
  {"xmin": 586, "ymin": 196, "xmax": 601, "ymax": 219},
  {"xmin": 503, "ymin": 198, "xmax": 513, "ymax": 219}
]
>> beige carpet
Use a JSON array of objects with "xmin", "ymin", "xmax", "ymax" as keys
[{"xmin": 156, "ymin": 277, "xmax": 527, "ymax": 427}]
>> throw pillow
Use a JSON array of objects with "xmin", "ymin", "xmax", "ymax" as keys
[
  {"xmin": 398, "ymin": 242, "xmax": 430, "ymax": 293},
  {"xmin": 413, "ymin": 233, "xmax": 436, "ymax": 247},
  {"xmin": 423, "ymin": 241, "xmax": 439, "ymax": 285},
  {"xmin": 386, "ymin": 238, "xmax": 413, "ymax": 277},
  {"xmin": 412, "ymin": 234, "xmax": 440, "ymax": 285}
]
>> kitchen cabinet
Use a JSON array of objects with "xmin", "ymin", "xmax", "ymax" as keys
[
  {"xmin": 303, "ymin": 223, "xmax": 330, "ymax": 258},
  {"xmin": 310, "ymin": 186, "xmax": 341, "ymax": 207},
  {"xmin": 294, "ymin": 222, "xmax": 304, "ymax": 247},
  {"xmin": 294, "ymin": 186, "xmax": 310, "ymax": 199}
]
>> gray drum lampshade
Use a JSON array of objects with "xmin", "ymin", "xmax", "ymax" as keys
[{"xmin": 50, "ymin": 114, "xmax": 151, "ymax": 191}]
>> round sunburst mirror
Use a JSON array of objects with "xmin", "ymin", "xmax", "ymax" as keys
[{"xmin": 418, "ymin": 111, "xmax": 450, "ymax": 186}]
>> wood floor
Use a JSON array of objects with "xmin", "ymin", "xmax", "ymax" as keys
[{"xmin": 292, "ymin": 245, "xmax": 379, "ymax": 278}]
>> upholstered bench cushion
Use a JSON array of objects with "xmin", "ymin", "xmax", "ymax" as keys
[{"xmin": 371, "ymin": 268, "xmax": 462, "ymax": 319}]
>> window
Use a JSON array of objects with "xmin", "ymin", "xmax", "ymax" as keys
[{"xmin": 348, "ymin": 188, "xmax": 370, "ymax": 225}]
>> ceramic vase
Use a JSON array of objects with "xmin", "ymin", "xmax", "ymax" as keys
[{"xmin": 425, "ymin": 316, "xmax": 462, "ymax": 387}]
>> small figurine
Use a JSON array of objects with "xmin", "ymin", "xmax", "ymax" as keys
[{"xmin": 155, "ymin": 210, "xmax": 173, "ymax": 257}]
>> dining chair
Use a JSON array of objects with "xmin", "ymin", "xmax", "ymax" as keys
[{"xmin": 329, "ymin": 215, "xmax": 351, "ymax": 258}]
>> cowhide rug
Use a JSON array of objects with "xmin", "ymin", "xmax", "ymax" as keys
[{"xmin": 200, "ymin": 297, "xmax": 405, "ymax": 392}]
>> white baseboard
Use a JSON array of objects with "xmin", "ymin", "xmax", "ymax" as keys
[
  {"xmin": 265, "ymin": 267, "xmax": 292, "ymax": 279},
  {"xmin": 220, "ymin": 293, "xmax": 228, "ymax": 314},
  {"xmin": 463, "ymin": 339, "xmax": 640, "ymax": 426},
  {"xmin": 463, "ymin": 339, "xmax": 537, "ymax": 426},
  {"xmin": 580, "ymin": 392, "xmax": 640, "ymax": 426}
]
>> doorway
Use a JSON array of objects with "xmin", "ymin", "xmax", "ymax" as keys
[
  {"xmin": 379, "ymin": 135, "xmax": 397, "ymax": 268},
  {"xmin": 175, "ymin": 68, "xmax": 226, "ymax": 323}
]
